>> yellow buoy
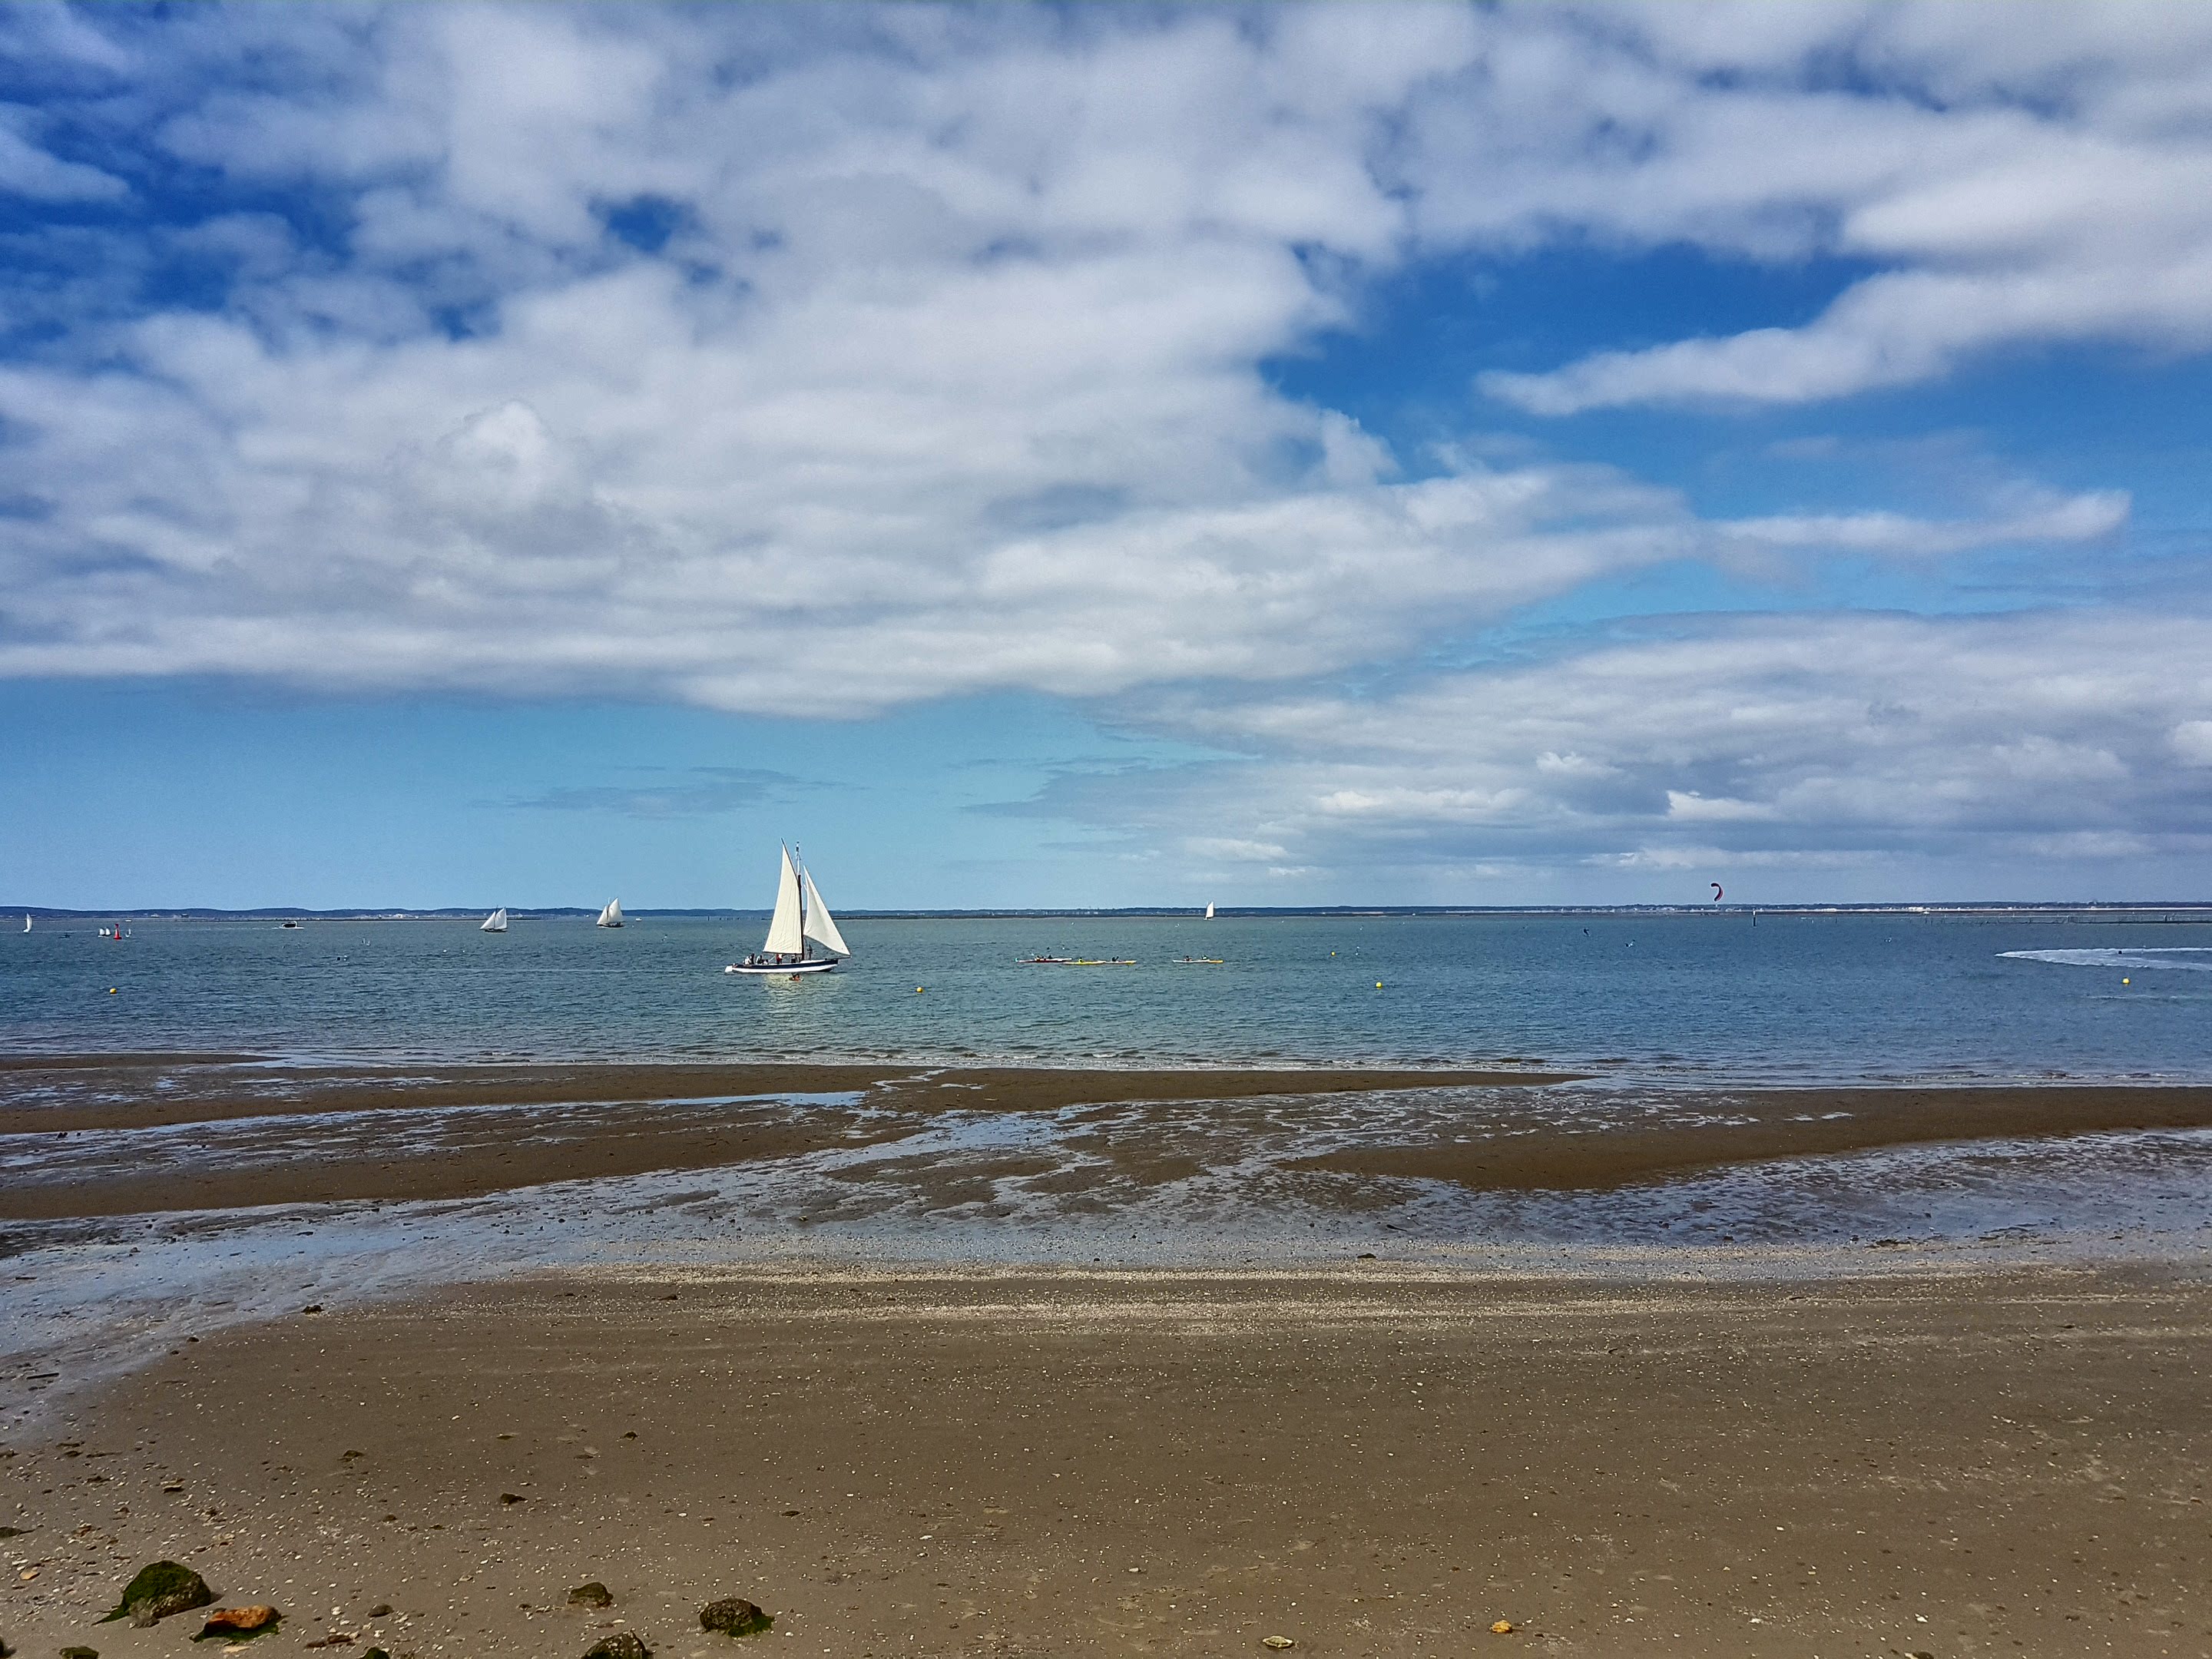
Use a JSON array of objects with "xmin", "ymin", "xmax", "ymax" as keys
[
  {"xmin": 108, "ymin": 987, "xmax": 118, "ymax": 994},
  {"xmin": 2122, "ymin": 977, "xmax": 2131, "ymax": 985},
  {"xmin": 1376, "ymin": 980, "xmax": 1383, "ymax": 988},
  {"xmin": 916, "ymin": 985, "xmax": 924, "ymax": 993}
]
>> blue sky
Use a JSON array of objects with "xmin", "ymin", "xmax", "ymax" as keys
[{"xmin": 4, "ymin": 2, "xmax": 2212, "ymax": 909}]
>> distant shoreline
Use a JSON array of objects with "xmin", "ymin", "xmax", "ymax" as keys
[{"xmin": 14, "ymin": 901, "xmax": 2212, "ymax": 921}]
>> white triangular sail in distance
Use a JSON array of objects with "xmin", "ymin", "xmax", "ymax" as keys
[
  {"xmin": 597, "ymin": 899, "xmax": 624, "ymax": 928},
  {"xmin": 22, "ymin": 914, "xmax": 28, "ymax": 933},
  {"xmin": 1204, "ymin": 901, "xmax": 1214, "ymax": 919},
  {"xmin": 800, "ymin": 866, "xmax": 851, "ymax": 958},
  {"xmin": 762, "ymin": 846, "xmax": 804, "ymax": 955},
  {"xmin": 482, "ymin": 908, "xmax": 508, "ymax": 932}
]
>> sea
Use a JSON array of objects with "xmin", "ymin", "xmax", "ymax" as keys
[
  {"xmin": 7, "ymin": 911, "xmax": 2212, "ymax": 1419},
  {"xmin": 8, "ymin": 909, "xmax": 2212, "ymax": 1081}
]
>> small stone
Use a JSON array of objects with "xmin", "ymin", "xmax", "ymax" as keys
[
  {"xmin": 300, "ymin": 1305, "xmax": 323, "ymax": 1315},
  {"xmin": 498, "ymin": 1493, "xmax": 525, "ymax": 1505},
  {"xmin": 1491, "ymin": 1619, "xmax": 1516, "ymax": 1634},
  {"xmin": 363, "ymin": 1650, "xmax": 390, "ymax": 1659},
  {"xmin": 61, "ymin": 1647, "xmax": 100, "ymax": 1659},
  {"xmin": 581, "ymin": 1635, "xmax": 649, "ymax": 1659},
  {"xmin": 104, "ymin": 1561, "xmax": 215, "ymax": 1627},
  {"xmin": 195, "ymin": 1605, "xmax": 280, "ymax": 1641},
  {"xmin": 366, "ymin": 1604, "xmax": 392, "ymax": 1619},
  {"xmin": 698, "ymin": 1598, "xmax": 772, "ymax": 1638},
  {"xmin": 1262, "ymin": 1639, "xmax": 1295, "ymax": 1651},
  {"xmin": 568, "ymin": 1583, "xmax": 614, "ymax": 1609}
]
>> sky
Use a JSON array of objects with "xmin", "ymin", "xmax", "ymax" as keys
[{"xmin": 4, "ymin": 2, "xmax": 2212, "ymax": 909}]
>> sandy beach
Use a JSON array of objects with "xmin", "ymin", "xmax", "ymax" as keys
[
  {"xmin": 8, "ymin": 1058, "xmax": 2212, "ymax": 1656},
  {"xmin": 6, "ymin": 1265, "xmax": 2211, "ymax": 1657}
]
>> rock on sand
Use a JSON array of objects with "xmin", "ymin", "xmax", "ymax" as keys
[{"xmin": 102, "ymin": 1561, "xmax": 214, "ymax": 1628}]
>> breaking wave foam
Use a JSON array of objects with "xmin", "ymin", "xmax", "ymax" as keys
[{"xmin": 2000, "ymin": 947, "xmax": 2212, "ymax": 972}]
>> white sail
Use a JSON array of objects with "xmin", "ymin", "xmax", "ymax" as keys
[
  {"xmin": 482, "ymin": 908, "xmax": 508, "ymax": 932},
  {"xmin": 762, "ymin": 846, "xmax": 803, "ymax": 955},
  {"xmin": 800, "ymin": 866, "xmax": 851, "ymax": 958},
  {"xmin": 597, "ymin": 899, "xmax": 623, "ymax": 928},
  {"xmin": 22, "ymin": 914, "xmax": 28, "ymax": 933},
  {"xmin": 1204, "ymin": 901, "xmax": 1215, "ymax": 919}
]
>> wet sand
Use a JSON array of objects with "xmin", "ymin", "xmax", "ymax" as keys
[
  {"xmin": 10, "ymin": 1058, "xmax": 2212, "ymax": 1224},
  {"xmin": 1299, "ymin": 1083, "xmax": 2212, "ymax": 1194},
  {"xmin": 5, "ymin": 1266, "xmax": 2211, "ymax": 1657},
  {"xmin": 0, "ymin": 1060, "xmax": 1558, "ymax": 1221}
]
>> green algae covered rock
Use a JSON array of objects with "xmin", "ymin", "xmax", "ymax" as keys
[
  {"xmin": 101, "ymin": 1561, "xmax": 214, "ymax": 1627},
  {"xmin": 699, "ymin": 1598, "xmax": 773, "ymax": 1638}
]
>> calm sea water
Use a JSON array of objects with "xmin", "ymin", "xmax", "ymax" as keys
[{"xmin": 5, "ymin": 911, "xmax": 2210, "ymax": 1081}]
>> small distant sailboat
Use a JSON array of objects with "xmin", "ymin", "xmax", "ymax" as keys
[
  {"xmin": 481, "ymin": 908, "xmax": 508, "ymax": 933},
  {"xmin": 726, "ymin": 845, "xmax": 849, "ymax": 975},
  {"xmin": 597, "ymin": 899, "xmax": 624, "ymax": 929},
  {"xmin": 22, "ymin": 913, "xmax": 29, "ymax": 934},
  {"xmin": 1204, "ymin": 901, "xmax": 1215, "ymax": 919}
]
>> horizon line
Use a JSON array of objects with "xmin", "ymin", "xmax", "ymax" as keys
[{"xmin": 13, "ymin": 902, "xmax": 2212, "ymax": 920}]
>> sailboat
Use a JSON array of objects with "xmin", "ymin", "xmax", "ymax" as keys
[
  {"xmin": 725, "ymin": 845, "xmax": 850, "ymax": 975},
  {"xmin": 481, "ymin": 908, "xmax": 508, "ymax": 932},
  {"xmin": 597, "ymin": 899, "xmax": 624, "ymax": 929},
  {"xmin": 22, "ymin": 913, "xmax": 29, "ymax": 934},
  {"xmin": 1204, "ymin": 901, "xmax": 1215, "ymax": 919}
]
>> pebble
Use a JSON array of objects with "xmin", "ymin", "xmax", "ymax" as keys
[
  {"xmin": 197, "ymin": 1605, "xmax": 280, "ymax": 1638},
  {"xmin": 698, "ymin": 1597, "xmax": 772, "ymax": 1637},
  {"xmin": 569, "ymin": 1583, "xmax": 616, "ymax": 1609},
  {"xmin": 1262, "ymin": 1638, "xmax": 1295, "ymax": 1650},
  {"xmin": 583, "ymin": 1634, "xmax": 650, "ymax": 1659},
  {"xmin": 1492, "ymin": 1618, "xmax": 1516, "ymax": 1634}
]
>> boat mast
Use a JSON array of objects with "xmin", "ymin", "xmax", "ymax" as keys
[{"xmin": 795, "ymin": 843, "xmax": 810, "ymax": 961}]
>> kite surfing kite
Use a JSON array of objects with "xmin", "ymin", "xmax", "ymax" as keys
[{"xmin": 1710, "ymin": 882, "xmax": 1724, "ymax": 902}]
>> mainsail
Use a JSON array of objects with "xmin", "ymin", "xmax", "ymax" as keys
[
  {"xmin": 598, "ymin": 899, "xmax": 624, "ymax": 928},
  {"xmin": 482, "ymin": 908, "xmax": 508, "ymax": 932},
  {"xmin": 762, "ymin": 846, "xmax": 804, "ymax": 955},
  {"xmin": 801, "ymin": 868, "xmax": 851, "ymax": 957},
  {"xmin": 1204, "ymin": 901, "xmax": 1215, "ymax": 919}
]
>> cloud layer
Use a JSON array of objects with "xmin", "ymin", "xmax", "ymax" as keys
[
  {"xmin": 0, "ymin": 4, "xmax": 2205, "ymax": 892},
  {"xmin": 1078, "ymin": 608, "xmax": 2212, "ymax": 893}
]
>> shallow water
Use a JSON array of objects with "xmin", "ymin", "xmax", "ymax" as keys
[
  {"xmin": 11, "ymin": 911, "xmax": 2212, "ymax": 1425},
  {"xmin": 8, "ymin": 910, "xmax": 2212, "ymax": 1082}
]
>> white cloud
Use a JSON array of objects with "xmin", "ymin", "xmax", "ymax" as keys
[
  {"xmin": 1437, "ymin": 6, "xmax": 2212, "ymax": 409},
  {"xmin": 0, "ymin": 8, "xmax": 2134, "ymax": 716},
  {"xmin": 0, "ymin": 104, "xmax": 126, "ymax": 201},
  {"xmin": 1666, "ymin": 791, "xmax": 1777, "ymax": 823},
  {"xmin": 2174, "ymin": 720, "xmax": 2212, "ymax": 767},
  {"xmin": 1073, "ymin": 608, "xmax": 2212, "ymax": 892}
]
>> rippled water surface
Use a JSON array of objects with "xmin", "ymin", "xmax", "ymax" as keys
[{"xmin": 8, "ymin": 911, "xmax": 2212, "ymax": 1081}]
